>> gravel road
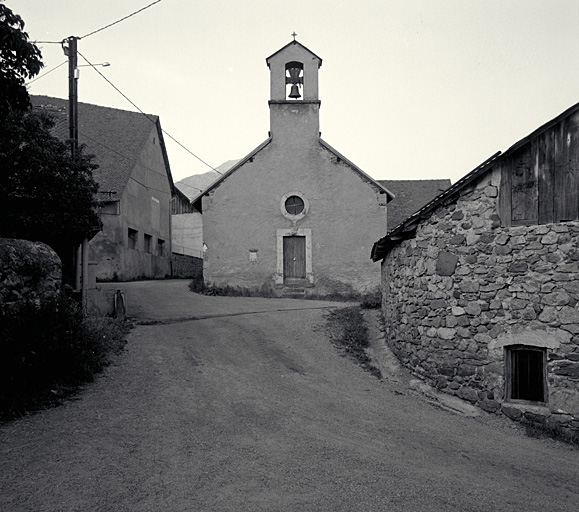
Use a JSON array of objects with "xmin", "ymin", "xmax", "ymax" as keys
[{"xmin": 1, "ymin": 280, "xmax": 578, "ymax": 511}]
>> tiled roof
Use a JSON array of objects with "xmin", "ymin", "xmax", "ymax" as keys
[
  {"xmin": 378, "ymin": 179, "xmax": 451, "ymax": 231},
  {"xmin": 30, "ymin": 95, "xmax": 170, "ymax": 197}
]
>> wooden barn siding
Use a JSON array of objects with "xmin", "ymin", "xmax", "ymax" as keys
[
  {"xmin": 171, "ymin": 194, "xmax": 198, "ymax": 215},
  {"xmin": 500, "ymin": 113, "xmax": 579, "ymax": 227}
]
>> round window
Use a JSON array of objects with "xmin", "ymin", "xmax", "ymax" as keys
[{"xmin": 285, "ymin": 195, "xmax": 305, "ymax": 215}]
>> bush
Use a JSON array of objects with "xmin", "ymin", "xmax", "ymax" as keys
[
  {"xmin": 0, "ymin": 295, "xmax": 128, "ymax": 421},
  {"xmin": 360, "ymin": 288, "xmax": 382, "ymax": 309}
]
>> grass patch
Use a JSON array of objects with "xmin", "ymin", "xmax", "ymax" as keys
[
  {"xmin": 325, "ymin": 306, "xmax": 382, "ymax": 380},
  {"xmin": 194, "ymin": 282, "xmax": 277, "ymax": 298},
  {"xmin": 0, "ymin": 295, "xmax": 130, "ymax": 423},
  {"xmin": 522, "ymin": 420, "xmax": 579, "ymax": 448},
  {"xmin": 193, "ymin": 280, "xmax": 383, "ymax": 307}
]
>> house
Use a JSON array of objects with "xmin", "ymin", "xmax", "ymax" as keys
[
  {"xmin": 192, "ymin": 39, "xmax": 394, "ymax": 297},
  {"xmin": 372, "ymin": 102, "xmax": 579, "ymax": 434},
  {"xmin": 31, "ymin": 95, "xmax": 175, "ymax": 282},
  {"xmin": 378, "ymin": 180, "xmax": 451, "ymax": 231}
]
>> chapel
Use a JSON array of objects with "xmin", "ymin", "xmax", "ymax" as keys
[{"xmin": 193, "ymin": 38, "xmax": 394, "ymax": 297}]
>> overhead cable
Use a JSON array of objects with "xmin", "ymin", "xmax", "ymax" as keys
[
  {"xmin": 77, "ymin": 50, "xmax": 223, "ymax": 175},
  {"xmin": 80, "ymin": 0, "xmax": 162, "ymax": 40},
  {"xmin": 26, "ymin": 60, "xmax": 68, "ymax": 84}
]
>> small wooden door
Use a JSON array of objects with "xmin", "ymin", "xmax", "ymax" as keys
[{"xmin": 283, "ymin": 236, "xmax": 306, "ymax": 280}]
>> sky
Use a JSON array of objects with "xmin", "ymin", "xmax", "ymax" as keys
[{"xmin": 12, "ymin": 0, "xmax": 579, "ymax": 184}]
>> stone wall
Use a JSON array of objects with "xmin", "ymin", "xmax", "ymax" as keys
[
  {"xmin": 0, "ymin": 238, "xmax": 62, "ymax": 312},
  {"xmin": 172, "ymin": 252, "xmax": 203, "ymax": 280},
  {"xmin": 382, "ymin": 169, "xmax": 579, "ymax": 434}
]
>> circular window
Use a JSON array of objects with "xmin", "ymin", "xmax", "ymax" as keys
[{"xmin": 285, "ymin": 195, "xmax": 305, "ymax": 215}]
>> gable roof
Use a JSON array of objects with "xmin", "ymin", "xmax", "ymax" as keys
[
  {"xmin": 378, "ymin": 179, "xmax": 452, "ymax": 231},
  {"xmin": 191, "ymin": 138, "xmax": 272, "ymax": 211},
  {"xmin": 30, "ymin": 95, "xmax": 174, "ymax": 199},
  {"xmin": 266, "ymin": 40, "xmax": 323, "ymax": 67},
  {"xmin": 372, "ymin": 100, "xmax": 579, "ymax": 261},
  {"xmin": 319, "ymin": 139, "xmax": 394, "ymax": 199},
  {"xmin": 371, "ymin": 153, "xmax": 501, "ymax": 261},
  {"xmin": 190, "ymin": 138, "xmax": 394, "ymax": 212}
]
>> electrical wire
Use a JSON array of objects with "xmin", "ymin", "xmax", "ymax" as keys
[
  {"xmin": 78, "ymin": 128, "xmax": 204, "ymax": 195},
  {"xmin": 80, "ymin": 0, "xmax": 162, "ymax": 39},
  {"xmin": 26, "ymin": 60, "xmax": 68, "ymax": 84},
  {"xmin": 33, "ymin": 2, "xmax": 161, "ymax": 45},
  {"xmin": 77, "ymin": 50, "xmax": 223, "ymax": 175}
]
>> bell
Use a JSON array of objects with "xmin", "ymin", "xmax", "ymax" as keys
[{"xmin": 288, "ymin": 84, "xmax": 301, "ymax": 99}]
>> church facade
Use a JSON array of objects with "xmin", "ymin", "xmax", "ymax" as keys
[{"xmin": 193, "ymin": 40, "xmax": 393, "ymax": 297}]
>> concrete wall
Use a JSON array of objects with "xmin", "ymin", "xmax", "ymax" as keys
[
  {"xmin": 89, "ymin": 126, "xmax": 173, "ymax": 281},
  {"xmin": 202, "ymin": 135, "xmax": 387, "ymax": 295},
  {"xmin": 172, "ymin": 211, "xmax": 203, "ymax": 258},
  {"xmin": 382, "ymin": 168, "xmax": 579, "ymax": 433}
]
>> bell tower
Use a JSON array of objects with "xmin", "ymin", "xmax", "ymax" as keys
[{"xmin": 266, "ymin": 37, "xmax": 322, "ymax": 145}]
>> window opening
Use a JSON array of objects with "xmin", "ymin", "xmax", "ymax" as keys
[
  {"xmin": 157, "ymin": 239, "xmax": 165, "ymax": 256},
  {"xmin": 506, "ymin": 345, "xmax": 546, "ymax": 403},
  {"xmin": 128, "ymin": 228, "xmax": 138, "ymax": 250},
  {"xmin": 285, "ymin": 61, "xmax": 303, "ymax": 100},
  {"xmin": 144, "ymin": 234, "xmax": 152, "ymax": 253},
  {"xmin": 285, "ymin": 195, "xmax": 305, "ymax": 215}
]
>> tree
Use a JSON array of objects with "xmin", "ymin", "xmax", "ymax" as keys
[
  {"xmin": 0, "ymin": 2, "xmax": 101, "ymax": 274},
  {"xmin": 0, "ymin": 110, "xmax": 101, "ymax": 247},
  {"xmin": 0, "ymin": 1, "xmax": 43, "ymax": 120}
]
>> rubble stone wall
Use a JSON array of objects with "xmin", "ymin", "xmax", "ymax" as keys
[
  {"xmin": 382, "ymin": 169, "xmax": 579, "ymax": 434},
  {"xmin": 0, "ymin": 238, "xmax": 62, "ymax": 312}
]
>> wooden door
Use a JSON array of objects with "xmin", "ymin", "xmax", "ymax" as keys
[{"xmin": 283, "ymin": 236, "xmax": 306, "ymax": 280}]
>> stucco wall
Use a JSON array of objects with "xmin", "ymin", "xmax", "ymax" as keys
[
  {"xmin": 203, "ymin": 137, "xmax": 387, "ymax": 295},
  {"xmin": 90, "ymin": 127, "xmax": 172, "ymax": 281},
  {"xmin": 172, "ymin": 212, "xmax": 203, "ymax": 258},
  {"xmin": 382, "ymin": 169, "xmax": 579, "ymax": 433}
]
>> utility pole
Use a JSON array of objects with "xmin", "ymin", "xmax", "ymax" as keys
[
  {"xmin": 64, "ymin": 36, "xmax": 79, "ymax": 158},
  {"xmin": 63, "ymin": 36, "xmax": 87, "ymax": 308}
]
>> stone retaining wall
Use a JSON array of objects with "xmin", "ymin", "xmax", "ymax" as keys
[
  {"xmin": 382, "ymin": 170, "xmax": 579, "ymax": 434},
  {"xmin": 172, "ymin": 252, "xmax": 203, "ymax": 281},
  {"xmin": 0, "ymin": 238, "xmax": 62, "ymax": 312}
]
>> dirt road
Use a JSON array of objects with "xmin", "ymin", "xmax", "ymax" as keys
[{"xmin": 1, "ymin": 281, "xmax": 578, "ymax": 511}]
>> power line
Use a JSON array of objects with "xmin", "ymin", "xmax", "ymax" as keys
[
  {"xmin": 32, "ymin": 2, "xmax": 161, "ymax": 45},
  {"xmin": 26, "ymin": 60, "xmax": 67, "ymax": 84},
  {"xmin": 78, "ymin": 128, "xmax": 204, "ymax": 194},
  {"xmin": 77, "ymin": 50, "xmax": 223, "ymax": 175},
  {"xmin": 80, "ymin": 0, "xmax": 162, "ymax": 40}
]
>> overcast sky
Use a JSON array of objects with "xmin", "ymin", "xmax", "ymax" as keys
[{"xmin": 14, "ymin": 0, "xmax": 579, "ymax": 184}]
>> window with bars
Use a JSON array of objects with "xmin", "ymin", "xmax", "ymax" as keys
[{"xmin": 505, "ymin": 345, "xmax": 547, "ymax": 403}]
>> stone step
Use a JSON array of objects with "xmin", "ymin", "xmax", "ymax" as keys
[{"xmin": 282, "ymin": 288, "xmax": 306, "ymax": 298}]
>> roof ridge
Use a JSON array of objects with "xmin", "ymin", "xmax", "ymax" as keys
[{"xmin": 31, "ymin": 94, "xmax": 158, "ymax": 119}]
